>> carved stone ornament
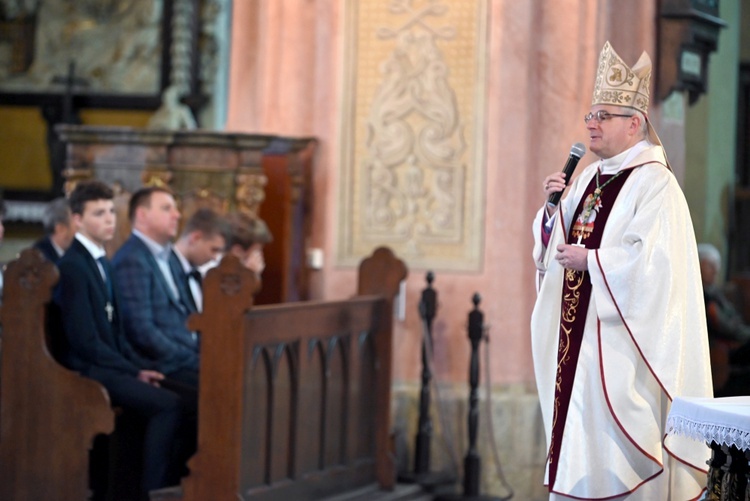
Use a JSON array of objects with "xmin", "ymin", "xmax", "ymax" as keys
[{"xmin": 338, "ymin": 0, "xmax": 488, "ymax": 271}]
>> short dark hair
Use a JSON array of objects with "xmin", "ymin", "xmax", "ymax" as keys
[
  {"xmin": 42, "ymin": 197, "xmax": 71, "ymax": 234},
  {"xmin": 128, "ymin": 186, "xmax": 174, "ymax": 222},
  {"xmin": 68, "ymin": 181, "xmax": 114, "ymax": 215},
  {"xmin": 226, "ymin": 212, "xmax": 273, "ymax": 250},
  {"xmin": 182, "ymin": 208, "xmax": 230, "ymax": 241}
]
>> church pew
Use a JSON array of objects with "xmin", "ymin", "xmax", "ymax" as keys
[
  {"xmin": 154, "ymin": 246, "xmax": 407, "ymax": 501},
  {"xmin": 0, "ymin": 248, "xmax": 115, "ymax": 500}
]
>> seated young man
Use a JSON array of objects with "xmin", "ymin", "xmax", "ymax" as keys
[
  {"xmin": 53, "ymin": 180, "xmax": 187, "ymax": 494},
  {"xmin": 225, "ymin": 212, "xmax": 273, "ymax": 292},
  {"xmin": 171, "ymin": 208, "xmax": 229, "ymax": 313}
]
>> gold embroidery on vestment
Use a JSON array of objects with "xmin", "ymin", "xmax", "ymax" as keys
[{"xmin": 549, "ymin": 269, "xmax": 584, "ymax": 468}]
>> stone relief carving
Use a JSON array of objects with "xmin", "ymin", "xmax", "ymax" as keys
[
  {"xmin": 365, "ymin": 27, "xmax": 466, "ymax": 253},
  {"xmin": 340, "ymin": 0, "xmax": 487, "ymax": 270}
]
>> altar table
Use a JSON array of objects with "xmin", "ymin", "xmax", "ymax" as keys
[{"xmin": 667, "ymin": 396, "xmax": 750, "ymax": 501}]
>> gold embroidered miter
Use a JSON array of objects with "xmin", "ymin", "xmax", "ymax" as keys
[
  {"xmin": 592, "ymin": 41, "xmax": 651, "ymax": 113},
  {"xmin": 592, "ymin": 41, "xmax": 667, "ymax": 160}
]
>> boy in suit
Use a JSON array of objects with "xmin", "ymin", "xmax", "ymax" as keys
[
  {"xmin": 53, "ymin": 180, "xmax": 185, "ymax": 494},
  {"xmin": 171, "ymin": 208, "xmax": 229, "ymax": 313},
  {"xmin": 225, "ymin": 211, "xmax": 273, "ymax": 293}
]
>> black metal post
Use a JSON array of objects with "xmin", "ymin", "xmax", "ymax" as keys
[
  {"xmin": 434, "ymin": 294, "xmax": 502, "ymax": 501},
  {"xmin": 414, "ymin": 271, "xmax": 437, "ymax": 475},
  {"xmin": 463, "ymin": 293, "xmax": 483, "ymax": 496},
  {"xmin": 401, "ymin": 272, "xmax": 455, "ymax": 491}
]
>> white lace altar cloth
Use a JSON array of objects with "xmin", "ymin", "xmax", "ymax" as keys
[{"xmin": 667, "ymin": 396, "xmax": 750, "ymax": 450}]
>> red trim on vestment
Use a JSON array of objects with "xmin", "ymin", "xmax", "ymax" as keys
[
  {"xmin": 593, "ymin": 248, "xmax": 672, "ymax": 401},
  {"xmin": 663, "ymin": 434, "xmax": 710, "ymax": 474},
  {"xmin": 593, "ymin": 240, "xmax": 710, "ymax": 488},
  {"xmin": 596, "ymin": 317, "xmax": 663, "ymax": 466},
  {"xmin": 548, "ymin": 468, "xmax": 663, "ymax": 500}
]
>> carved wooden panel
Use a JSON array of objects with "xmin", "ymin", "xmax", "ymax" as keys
[
  {"xmin": 177, "ymin": 247, "xmax": 406, "ymax": 501},
  {"xmin": 0, "ymin": 249, "xmax": 114, "ymax": 500}
]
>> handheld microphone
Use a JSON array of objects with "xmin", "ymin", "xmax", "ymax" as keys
[{"xmin": 547, "ymin": 142, "xmax": 586, "ymax": 206}]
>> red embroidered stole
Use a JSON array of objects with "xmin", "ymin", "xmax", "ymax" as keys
[{"xmin": 547, "ymin": 167, "xmax": 635, "ymax": 489}]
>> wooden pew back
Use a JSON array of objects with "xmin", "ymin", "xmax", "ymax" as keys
[
  {"xmin": 0, "ymin": 249, "xmax": 114, "ymax": 500},
  {"xmin": 178, "ymin": 247, "xmax": 406, "ymax": 501}
]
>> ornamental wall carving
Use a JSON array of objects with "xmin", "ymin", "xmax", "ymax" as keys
[{"xmin": 338, "ymin": 0, "xmax": 488, "ymax": 271}]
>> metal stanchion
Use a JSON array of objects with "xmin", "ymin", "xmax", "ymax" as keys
[
  {"xmin": 435, "ymin": 294, "xmax": 502, "ymax": 501},
  {"xmin": 415, "ymin": 271, "xmax": 437, "ymax": 476},
  {"xmin": 400, "ymin": 272, "xmax": 456, "ymax": 491}
]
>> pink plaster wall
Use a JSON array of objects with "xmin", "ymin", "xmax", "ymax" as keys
[{"xmin": 225, "ymin": 1, "xmax": 680, "ymax": 386}]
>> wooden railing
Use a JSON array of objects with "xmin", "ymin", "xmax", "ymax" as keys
[{"xmin": 157, "ymin": 246, "xmax": 407, "ymax": 501}]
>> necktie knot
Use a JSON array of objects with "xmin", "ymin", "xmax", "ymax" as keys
[{"xmin": 188, "ymin": 268, "xmax": 202, "ymax": 286}]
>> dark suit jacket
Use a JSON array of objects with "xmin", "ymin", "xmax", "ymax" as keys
[
  {"xmin": 33, "ymin": 236, "xmax": 62, "ymax": 264},
  {"xmin": 112, "ymin": 234, "xmax": 199, "ymax": 374},
  {"xmin": 53, "ymin": 239, "xmax": 151, "ymax": 377},
  {"xmin": 170, "ymin": 250, "xmax": 198, "ymax": 314}
]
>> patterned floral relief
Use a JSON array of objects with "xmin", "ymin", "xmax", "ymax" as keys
[{"xmin": 363, "ymin": 0, "xmax": 467, "ymax": 256}]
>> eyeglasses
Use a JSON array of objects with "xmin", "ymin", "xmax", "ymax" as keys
[{"xmin": 584, "ymin": 110, "xmax": 634, "ymax": 124}]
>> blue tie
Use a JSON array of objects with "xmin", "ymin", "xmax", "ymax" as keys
[{"xmin": 97, "ymin": 256, "xmax": 114, "ymax": 301}]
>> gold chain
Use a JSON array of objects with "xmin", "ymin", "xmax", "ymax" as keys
[{"xmin": 579, "ymin": 168, "xmax": 625, "ymax": 224}]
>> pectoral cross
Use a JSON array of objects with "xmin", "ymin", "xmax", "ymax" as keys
[{"xmin": 105, "ymin": 302, "xmax": 114, "ymax": 322}]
